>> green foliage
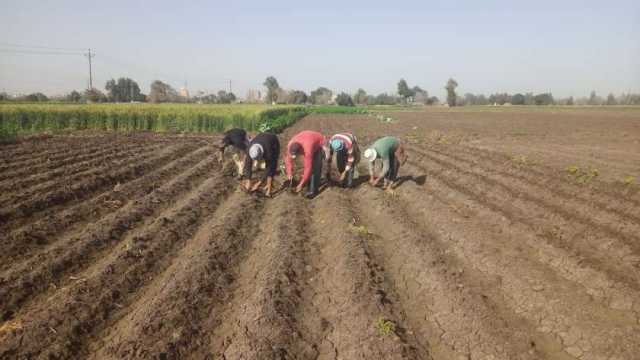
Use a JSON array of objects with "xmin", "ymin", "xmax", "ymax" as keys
[
  {"xmin": 309, "ymin": 87, "xmax": 333, "ymax": 105},
  {"xmin": 0, "ymin": 104, "xmax": 307, "ymax": 137},
  {"xmin": 567, "ymin": 165, "xmax": 600, "ymax": 184},
  {"xmin": 105, "ymin": 78, "xmax": 144, "ymax": 102},
  {"xmin": 445, "ymin": 78, "xmax": 458, "ymax": 107},
  {"xmin": 309, "ymin": 106, "xmax": 367, "ymax": 114},
  {"xmin": 335, "ymin": 92, "xmax": 354, "ymax": 107},
  {"xmin": 375, "ymin": 318, "xmax": 396, "ymax": 336},
  {"xmin": 263, "ymin": 76, "xmax": 280, "ymax": 104}
]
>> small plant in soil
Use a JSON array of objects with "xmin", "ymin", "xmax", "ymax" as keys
[
  {"xmin": 350, "ymin": 224, "xmax": 372, "ymax": 237},
  {"xmin": 376, "ymin": 318, "xmax": 396, "ymax": 336},
  {"xmin": 624, "ymin": 176, "xmax": 636, "ymax": 186},
  {"xmin": 510, "ymin": 154, "xmax": 535, "ymax": 168},
  {"xmin": 567, "ymin": 165, "xmax": 599, "ymax": 184}
]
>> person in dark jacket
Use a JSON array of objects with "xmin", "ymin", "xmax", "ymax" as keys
[
  {"xmin": 244, "ymin": 133, "xmax": 280, "ymax": 197},
  {"xmin": 218, "ymin": 128, "xmax": 250, "ymax": 178}
]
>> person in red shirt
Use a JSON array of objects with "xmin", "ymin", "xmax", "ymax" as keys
[{"xmin": 286, "ymin": 130, "xmax": 330, "ymax": 198}]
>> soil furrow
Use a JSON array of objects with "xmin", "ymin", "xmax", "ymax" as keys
[
  {"xmin": 391, "ymin": 165, "xmax": 640, "ymax": 359},
  {"xmin": 459, "ymin": 144, "xmax": 640, "ymax": 207},
  {"xmin": 90, "ymin": 190, "xmax": 264, "ymax": 359},
  {"xmin": 429, "ymin": 144, "xmax": 640, "ymax": 225},
  {"xmin": 0, "ymin": 154, "xmax": 221, "ymax": 322},
  {"xmin": 0, "ymin": 136, "xmax": 139, "ymax": 176},
  {"xmin": 0, "ymin": 141, "xmax": 158, "ymax": 193},
  {"xmin": 350, "ymin": 184, "xmax": 551, "ymax": 360},
  {"xmin": 0, "ymin": 143, "xmax": 166, "ymax": 207},
  {"xmin": 296, "ymin": 188, "xmax": 426, "ymax": 359},
  {"xmin": 0, "ymin": 170, "xmax": 234, "ymax": 359},
  {"xmin": 405, "ymin": 157, "xmax": 640, "ymax": 291},
  {"xmin": 0, "ymin": 145, "xmax": 212, "ymax": 271},
  {"xmin": 207, "ymin": 194, "xmax": 308, "ymax": 359},
  {"xmin": 0, "ymin": 143, "xmax": 194, "ymax": 230},
  {"xmin": 410, "ymin": 149, "xmax": 640, "ymax": 265}
]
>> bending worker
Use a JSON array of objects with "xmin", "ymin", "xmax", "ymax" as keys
[
  {"xmin": 363, "ymin": 136, "xmax": 408, "ymax": 190},
  {"xmin": 244, "ymin": 132, "xmax": 280, "ymax": 197},
  {"xmin": 286, "ymin": 130, "xmax": 329, "ymax": 198},
  {"xmin": 328, "ymin": 132, "xmax": 360, "ymax": 188},
  {"xmin": 218, "ymin": 128, "xmax": 250, "ymax": 178}
]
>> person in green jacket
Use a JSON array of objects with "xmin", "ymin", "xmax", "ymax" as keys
[{"xmin": 363, "ymin": 136, "xmax": 408, "ymax": 190}]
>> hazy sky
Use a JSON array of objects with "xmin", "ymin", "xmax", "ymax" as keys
[{"xmin": 1, "ymin": 0, "xmax": 639, "ymax": 99}]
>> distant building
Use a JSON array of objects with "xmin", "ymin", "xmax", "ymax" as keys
[{"xmin": 180, "ymin": 86, "xmax": 190, "ymax": 98}]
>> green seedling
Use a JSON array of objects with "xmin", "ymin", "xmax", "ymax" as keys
[
  {"xmin": 350, "ymin": 224, "xmax": 372, "ymax": 237},
  {"xmin": 567, "ymin": 165, "xmax": 599, "ymax": 184},
  {"xmin": 375, "ymin": 318, "xmax": 396, "ymax": 336},
  {"xmin": 624, "ymin": 176, "xmax": 636, "ymax": 186}
]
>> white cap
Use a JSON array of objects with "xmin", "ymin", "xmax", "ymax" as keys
[
  {"xmin": 249, "ymin": 144, "xmax": 264, "ymax": 160},
  {"xmin": 363, "ymin": 148, "xmax": 377, "ymax": 162}
]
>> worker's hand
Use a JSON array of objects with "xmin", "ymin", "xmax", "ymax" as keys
[
  {"xmin": 372, "ymin": 177, "xmax": 381, "ymax": 187},
  {"xmin": 294, "ymin": 183, "xmax": 304, "ymax": 193},
  {"xmin": 264, "ymin": 184, "xmax": 272, "ymax": 197},
  {"xmin": 339, "ymin": 171, "xmax": 347, "ymax": 182},
  {"xmin": 251, "ymin": 181, "xmax": 262, "ymax": 192},
  {"xmin": 369, "ymin": 177, "xmax": 376, "ymax": 186},
  {"xmin": 243, "ymin": 180, "xmax": 252, "ymax": 191}
]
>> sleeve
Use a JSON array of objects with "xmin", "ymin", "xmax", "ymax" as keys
[
  {"xmin": 345, "ymin": 147, "xmax": 354, "ymax": 171},
  {"xmin": 286, "ymin": 153, "xmax": 294, "ymax": 180},
  {"xmin": 379, "ymin": 158, "xmax": 390, "ymax": 178},
  {"xmin": 243, "ymin": 151, "xmax": 252, "ymax": 179}
]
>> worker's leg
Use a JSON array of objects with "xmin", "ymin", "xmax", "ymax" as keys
[{"xmin": 309, "ymin": 149, "xmax": 323, "ymax": 195}]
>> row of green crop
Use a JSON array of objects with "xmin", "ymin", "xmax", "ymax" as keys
[{"xmin": 0, "ymin": 104, "xmax": 311, "ymax": 143}]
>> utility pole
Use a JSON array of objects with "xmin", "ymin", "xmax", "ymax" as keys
[
  {"xmin": 229, "ymin": 79, "xmax": 232, "ymax": 94},
  {"xmin": 85, "ymin": 49, "xmax": 95, "ymax": 89}
]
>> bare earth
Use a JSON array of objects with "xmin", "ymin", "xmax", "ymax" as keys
[{"xmin": 0, "ymin": 108, "xmax": 639, "ymax": 359}]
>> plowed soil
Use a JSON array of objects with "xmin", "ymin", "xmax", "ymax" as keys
[{"xmin": 1, "ymin": 109, "xmax": 639, "ymax": 360}]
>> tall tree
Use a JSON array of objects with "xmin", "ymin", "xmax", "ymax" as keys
[
  {"xmin": 105, "ymin": 77, "xmax": 143, "ymax": 102},
  {"xmin": 445, "ymin": 78, "xmax": 458, "ymax": 107},
  {"xmin": 148, "ymin": 80, "xmax": 178, "ymax": 103},
  {"xmin": 335, "ymin": 92, "xmax": 354, "ymax": 106},
  {"xmin": 397, "ymin": 79, "xmax": 414, "ymax": 103},
  {"xmin": 353, "ymin": 88, "xmax": 368, "ymax": 105},
  {"xmin": 310, "ymin": 87, "xmax": 333, "ymax": 105},
  {"xmin": 263, "ymin": 76, "xmax": 280, "ymax": 104},
  {"xmin": 606, "ymin": 93, "xmax": 617, "ymax": 105},
  {"xmin": 67, "ymin": 90, "xmax": 82, "ymax": 103},
  {"xmin": 287, "ymin": 90, "xmax": 308, "ymax": 104}
]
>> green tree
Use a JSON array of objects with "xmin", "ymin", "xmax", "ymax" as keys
[
  {"xmin": 445, "ymin": 78, "xmax": 458, "ymax": 107},
  {"xmin": 310, "ymin": 87, "xmax": 333, "ymax": 105},
  {"xmin": 84, "ymin": 88, "xmax": 107, "ymax": 103},
  {"xmin": 67, "ymin": 90, "xmax": 82, "ymax": 103},
  {"xmin": 105, "ymin": 77, "xmax": 143, "ymax": 102},
  {"xmin": 335, "ymin": 92, "xmax": 354, "ymax": 106},
  {"xmin": 511, "ymin": 93, "xmax": 525, "ymax": 105},
  {"xmin": 567, "ymin": 96, "xmax": 574, "ymax": 106},
  {"xmin": 353, "ymin": 88, "xmax": 368, "ymax": 105},
  {"xmin": 148, "ymin": 80, "xmax": 178, "ymax": 103},
  {"xmin": 606, "ymin": 93, "xmax": 617, "ymax": 105},
  {"xmin": 534, "ymin": 93, "xmax": 554, "ymax": 105},
  {"xmin": 217, "ymin": 90, "xmax": 236, "ymax": 104},
  {"xmin": 263, "ymin": 76, "xmax": 280, "ymax": 104},
  {"xmin": 287, "ymin": 90, "xmax": 308, "ymax": 104},
  {"xmin": 397, "ymin": 79, "xmax": 414, "ymax": 103},
  {"xmin": 25, "ymin": 93, "xmax": 49, "ymax": 102}
]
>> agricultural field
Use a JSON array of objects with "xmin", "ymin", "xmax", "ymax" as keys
[
  {"xmin": 0, "ymin": 103, "xmax": 308, "ymax": 142},
  {"xmin": 0, "ymin": 108, "xmax": 639, "ymax": 359}
]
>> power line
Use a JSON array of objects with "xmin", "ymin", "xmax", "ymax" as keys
[
  {"xmin": 0, "ymin": 42, "xmax": 85, "ymax": 52},
  {"xmin": 0, "ymin": 48, "xmax": 84, "ymax": 56}
]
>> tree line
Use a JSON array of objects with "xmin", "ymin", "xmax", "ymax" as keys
[{"xmin": 1, "ymin": 76, "xmax": 639, "ymax": 106}]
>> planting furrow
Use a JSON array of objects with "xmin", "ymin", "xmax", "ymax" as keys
[
  {"xmin": 0, "ymin": 141, "xmax": 155, "ymax": 190},
  {"xmin": 90, "ymin": 190, "xmax": 264, "ymax": 359},
  {"xmin": 0, "ymin": 137, "xmax": 132, "ymax": 176},
  {"xmin": 460, "ymin": 144, "xmax": 640, "ymax": 207},
  {"xmin": 206, "ymin": 194, "xmax": 308, "ymax": 359},
  {"xmin": 350, "ymin": 185, "xmax": 547, "ymax": 360},
  {"xmin": 0, "ymin": 145, "xmax": 212, "ymax": 271},
  {"xmin": 294, "ymin": 189, "xmax": 425, "ymax": 359},
  {"xmin": 0, "ymin": 153, "xmax": 222, "ymax": 322},
  {"xmin": 0, "ymin": 143, "xmax": 166, "ymax": 208},
  {"xmin": 406, "ymin": 157, "xmax": 640, "ymax": 292},
  {"xmin": 0, "ymin": 143, "xmax": 194, "ymax": 230},
  {"xmin": 391, "ymin": 168, "xmax": 640, "ymax": 359},
  {"xmin": 0, "ymin": 171, "xmax": 234, "ymax": 359},
  {"xmin": 410, "ymin": 149, "xmax": 640, "ymax": 272},
  {"xmin": 443, "ymin": 144, "xmax": 640, "ymax": 223}
]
